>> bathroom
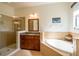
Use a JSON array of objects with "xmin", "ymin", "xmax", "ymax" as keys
[{"xmin": 0, "ymin": 2, "xmax": 79, "ymax": 56}]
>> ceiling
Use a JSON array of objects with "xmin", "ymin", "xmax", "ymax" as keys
[{"xmin": 2, "ymin": 2, "xmax": 53, "ymax": 8}]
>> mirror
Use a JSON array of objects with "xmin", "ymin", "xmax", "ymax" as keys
[
  {"xmin": 28, "ymin": 19, "xmax": 39, "ymax": 32},
  {"xmin": 13, "ymin": 17, "xmax": 25, "ymax": 31}
]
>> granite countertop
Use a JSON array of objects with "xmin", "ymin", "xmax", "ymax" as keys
[{"xmin": 18, "ymin": 31, "xmax": 40, "ymax": 35}]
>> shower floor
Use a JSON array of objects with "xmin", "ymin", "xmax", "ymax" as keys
[{"xmin": 0, "ymin": 44, "xmax": 16, "ymax": 56}]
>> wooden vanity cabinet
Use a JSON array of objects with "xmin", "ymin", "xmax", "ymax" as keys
[{"xmin": 20, "ymin": 34, "xmax": 40, "ymax": 51}]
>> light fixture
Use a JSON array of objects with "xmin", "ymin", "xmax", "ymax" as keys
[
  {"xmin": 29, "ymin": 13, "xmax": 39, "ymax": 19},
  {"xmin": 12, "ymin": 16, "xmax": 19, "ymax": 19},
  {"xmin": 14, "ymin": 21, "xmax": 20, "ymax": 25}
]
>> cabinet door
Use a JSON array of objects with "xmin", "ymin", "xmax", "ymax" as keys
[
  {"xmin": 20, "ymin": 35, "xmax": 26, "ymax": 49},
  {"xmin": 24, "ymin": 35, "xmax": 34, "ymax": 49},
  {"xmin": 33, "ymin": 35, "xmax": 40, "ymax": 51},
  {"xmin": 20, "ymin": 35, "xmax": 33, "ymax": 49},
  {"xmin": 20, "ymin": 35, "xmax": 40, "ymax": 51}
]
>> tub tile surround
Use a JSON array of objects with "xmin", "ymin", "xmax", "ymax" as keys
[
  {"xmin": 41, "ymin": 32, "xmax": 79, "ymax": 56},
  {"xmin": 40, "ymin": 32, "xmax": 73, "ymax": 56},
  {"xmin": 43, "ymin": 32, "xmax": 72, "ymax": 40}
]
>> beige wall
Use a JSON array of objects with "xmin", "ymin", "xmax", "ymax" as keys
[
  {"xmin": 15, "ymin": 2, "xmax": 72, "ymax": 32},
  {"xmin": 0, "ymin": 3, "xmax": 14, "ymax": 16}
]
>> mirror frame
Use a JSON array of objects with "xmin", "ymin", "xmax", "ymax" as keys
[{"xmin": 28, "ymin": 19, "xmax": 39, "ymax": 32}]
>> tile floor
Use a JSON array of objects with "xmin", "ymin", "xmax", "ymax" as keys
[{"xmin": 12, "ymin": 50, "xmax": 43, "ymax": 56}]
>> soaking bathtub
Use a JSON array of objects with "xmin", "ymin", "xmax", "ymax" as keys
[{"xmin": 41, "ymin": 39, "xmax": 73, "ymax": 56}]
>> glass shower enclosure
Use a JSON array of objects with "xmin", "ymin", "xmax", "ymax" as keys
[{"xmin": 0, "ymin": 14, "xmax": 16, "ymax": 56}]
